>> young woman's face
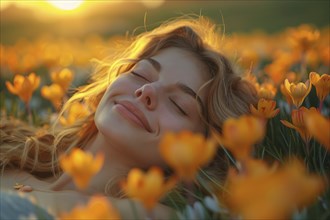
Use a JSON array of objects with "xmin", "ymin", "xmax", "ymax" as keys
[{"xmin": 95, "ymin": 47, "xmax": 210, "ymax": 168}]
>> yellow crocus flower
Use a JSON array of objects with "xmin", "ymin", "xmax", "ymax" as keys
[
  {"xmin": 250, "ymin": 98, "xmax": 280, "ymax": 119},
  {"xmin": 238, "ymin": 48, "xmax": 259, "ymax": 69},
  {"xmin": 225, "ymin": 158, "xmax": 324, "ymax": 220},
  {"xmin": 309, "ymin": 72, "xmax": 330, "ymax": 102},
  {"xmin": 60, "ymin": 148, "xmax": 104, "ymax": 190},
  {"xmin": 212, "ymin": 115, "xmax": 265, "ymax": 161},
  {"xmin": 51, "ymin": 68, "xmax": 74, "ymax": 91},
  {"xmin": 256, "ymin": 82, "xmax": 277, "ymax": 100},
  {"xmin": 280, "ymin": 83, "xmax": 293, "ymax": 105},
  {"xmin": 60, "ymin": 102, "xmax": 90, "ymax": 126},
  {"xmin": 264, "ymin": 62, "xmax": 287, "ymax": 86},
  {"xmin": 264, "ymin": 52, "xmax": 298, "ymax": 86},
  {"xmin": 288, "ymin": 24, "xmax": 320, "ymax": 52},
  {"xmin": 121, "ymin": 167, "xmax": 177, "ymax": 210},
  {"xmin": 60, "ymin": 196, "xmax": 120, "ymax": 219},
  {"xmin": 283, "ymin": 78, "xmax": 312, "ymax": 108},
  {"xmin": 159, "ymin": 131, "xmax": 217, "ymax": 181},
  {"xmin": 5, "ymin": 72, "xmax": 40, "ymax": 104},
  {"xmin": 280, "ymin": 107, "xmax": 318, "ymax": 144},
  {"xmin": 305, "ymin": 111, "xmax": 330, "ymax": 150},
  {"xmin": 41, "ymin": 83, "xmax": 65, "ymax": 109},
  {"xmin": 320, "ymin": 46, "xmax": 329, "ymax": 66},
  {"xmin": 282, "ymin": 158, "xmax": 325, "ymax": 209}
]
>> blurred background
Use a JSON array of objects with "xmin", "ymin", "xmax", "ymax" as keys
[
  {"xmin": 1, "ymin": 0, "xmax": 329, "ymax": 44},
  {"xmin": 1, "ymin": 0, "xmax": 329, "ymax": 117}
]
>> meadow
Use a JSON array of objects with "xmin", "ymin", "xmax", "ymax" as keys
[{"xmin": 0, "ymin": 2, "xmax": 329, "ymax": 219}]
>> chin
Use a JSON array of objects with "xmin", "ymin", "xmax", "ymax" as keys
[
  {"xmin": 97, "ymin": 123, "xmax": 165, "ymax": 168},
  {"xmin": 95, "ymin": 101, "xmax": 165, "ymax": 167}
]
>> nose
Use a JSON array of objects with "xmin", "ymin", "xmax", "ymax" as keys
[{"xmin": 135, "ymin": 84, "xmax": 157, "ymax": 110}]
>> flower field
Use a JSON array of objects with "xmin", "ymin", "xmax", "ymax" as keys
[{"xmin": 1, "ymin": 22, "xmax": 329, "ymax": 219}]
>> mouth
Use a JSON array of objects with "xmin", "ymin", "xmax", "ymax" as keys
[{"xmin": 115, "ymin": 100, "xmax": 152, "ymax": 133}]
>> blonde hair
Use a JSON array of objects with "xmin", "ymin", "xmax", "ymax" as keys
[{"xmin": 0, "ymin": 16, "xmax": 257, "ymax": 194}]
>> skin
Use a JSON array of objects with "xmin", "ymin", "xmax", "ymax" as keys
[
  {"xmin": 95, "ymin": 47, "xmax": 209, "ymax": 167},
  {"xmin": 1, "ymin": 47, "xmax": 210, "ymax": 218},
  {"xmin": 1, "ymin": 171, "xmax": 174, "ymax": 219}
]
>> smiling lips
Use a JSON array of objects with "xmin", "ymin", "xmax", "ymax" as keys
[{"xmin": 115, "ymin": 100, "xmax": 152, "ymax": 132}]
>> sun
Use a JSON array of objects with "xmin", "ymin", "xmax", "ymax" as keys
[{"xmin": 47, "ymin": 0, "xmax": 84, "ymax": 11}]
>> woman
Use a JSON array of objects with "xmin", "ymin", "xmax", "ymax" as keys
[{"xmin": 0, "ymin": 16, "xmax": 257, "ymax": 219}]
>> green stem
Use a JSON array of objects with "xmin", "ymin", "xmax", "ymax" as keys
[
  {"xmin": 269, "ymin": 119, "xmax": 275, "ymax": 144},
  {"xmin": 26, "ymin": 101, "xmax": 32, "ymax": 125},
  {"xmin": 289, "ymin": 103, "xmax": 293, "ymax": 114},
  {"xmin": 318, "ymin": 100, "xmax": 324, "ymax": 112},
  {"xmin": 300, "ymin": 51, "xmax": 307, "ymax": 79},
  {"xmin": 184, "ymin": 180, "xmax": 195, "ymax": 205},
  {"xmin": 129, "ymin": 199, "xmax": 140, "ymax": 219},
  {"xmin": 147, "ymin": 209, "xmax": 155, "ymax": 220},
  {"xmin": 304, "ymin": 140, "xmax": 311, "ymax": 169}
]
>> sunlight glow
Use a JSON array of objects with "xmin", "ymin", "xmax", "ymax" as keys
[{"xmin": 47, "ymin": 0, "xmax": 83, "ymax": 11}]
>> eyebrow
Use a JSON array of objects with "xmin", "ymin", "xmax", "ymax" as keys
[
  {"xmin": 145, "ymin": 58, "xmax": 161, "ymax": 72},
  {"xmin": 144, "ymin": 58, "xmax": 205, "ymax": 114}
]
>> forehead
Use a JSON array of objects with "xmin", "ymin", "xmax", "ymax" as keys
[{"xmin": 149, "ymin": 47, "xmax": 210, "ymax": 91}]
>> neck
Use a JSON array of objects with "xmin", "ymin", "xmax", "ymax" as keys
[{"xmin": 51, "ymin": 132, "xmax": 134, "ymax": 196}]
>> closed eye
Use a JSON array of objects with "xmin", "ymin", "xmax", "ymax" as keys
[
  {"xmin": 169, "ymin": 98, "xmax": 188, "ymax": 116},
  {"xmin": 131, "ymin": 71, "xmax": 149, "ymax": 82}
]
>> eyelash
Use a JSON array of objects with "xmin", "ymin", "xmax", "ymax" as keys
[
  {"xmin": 170, "ymin": 98, "xmax": 187, "ymax": 116},
  {"xmin": 131, "ymin": 71, "xmax": 149, "ymax": 82}
]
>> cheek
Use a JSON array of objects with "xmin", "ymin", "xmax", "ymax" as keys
[
  {"xmin": 105, "ymin": 76, "xmax": 134, "ymax": 97},
  {"xmin": 94, "ymin": 79, "xmax": 129, "ymax": 133},
  {"xmin": 157, "ymin": 111, "xmax": 194, "ymax": 134},
  {"xmin": 95, "ymin": 76, "xmax": 136, "ymax": 112},
  {"xmin": 160, "ymin": 118, "xmax": 185, "ymax": 133},
  {"xmin": 157, "ymin": 105, "xmax": 206, "ymax": 135}
]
